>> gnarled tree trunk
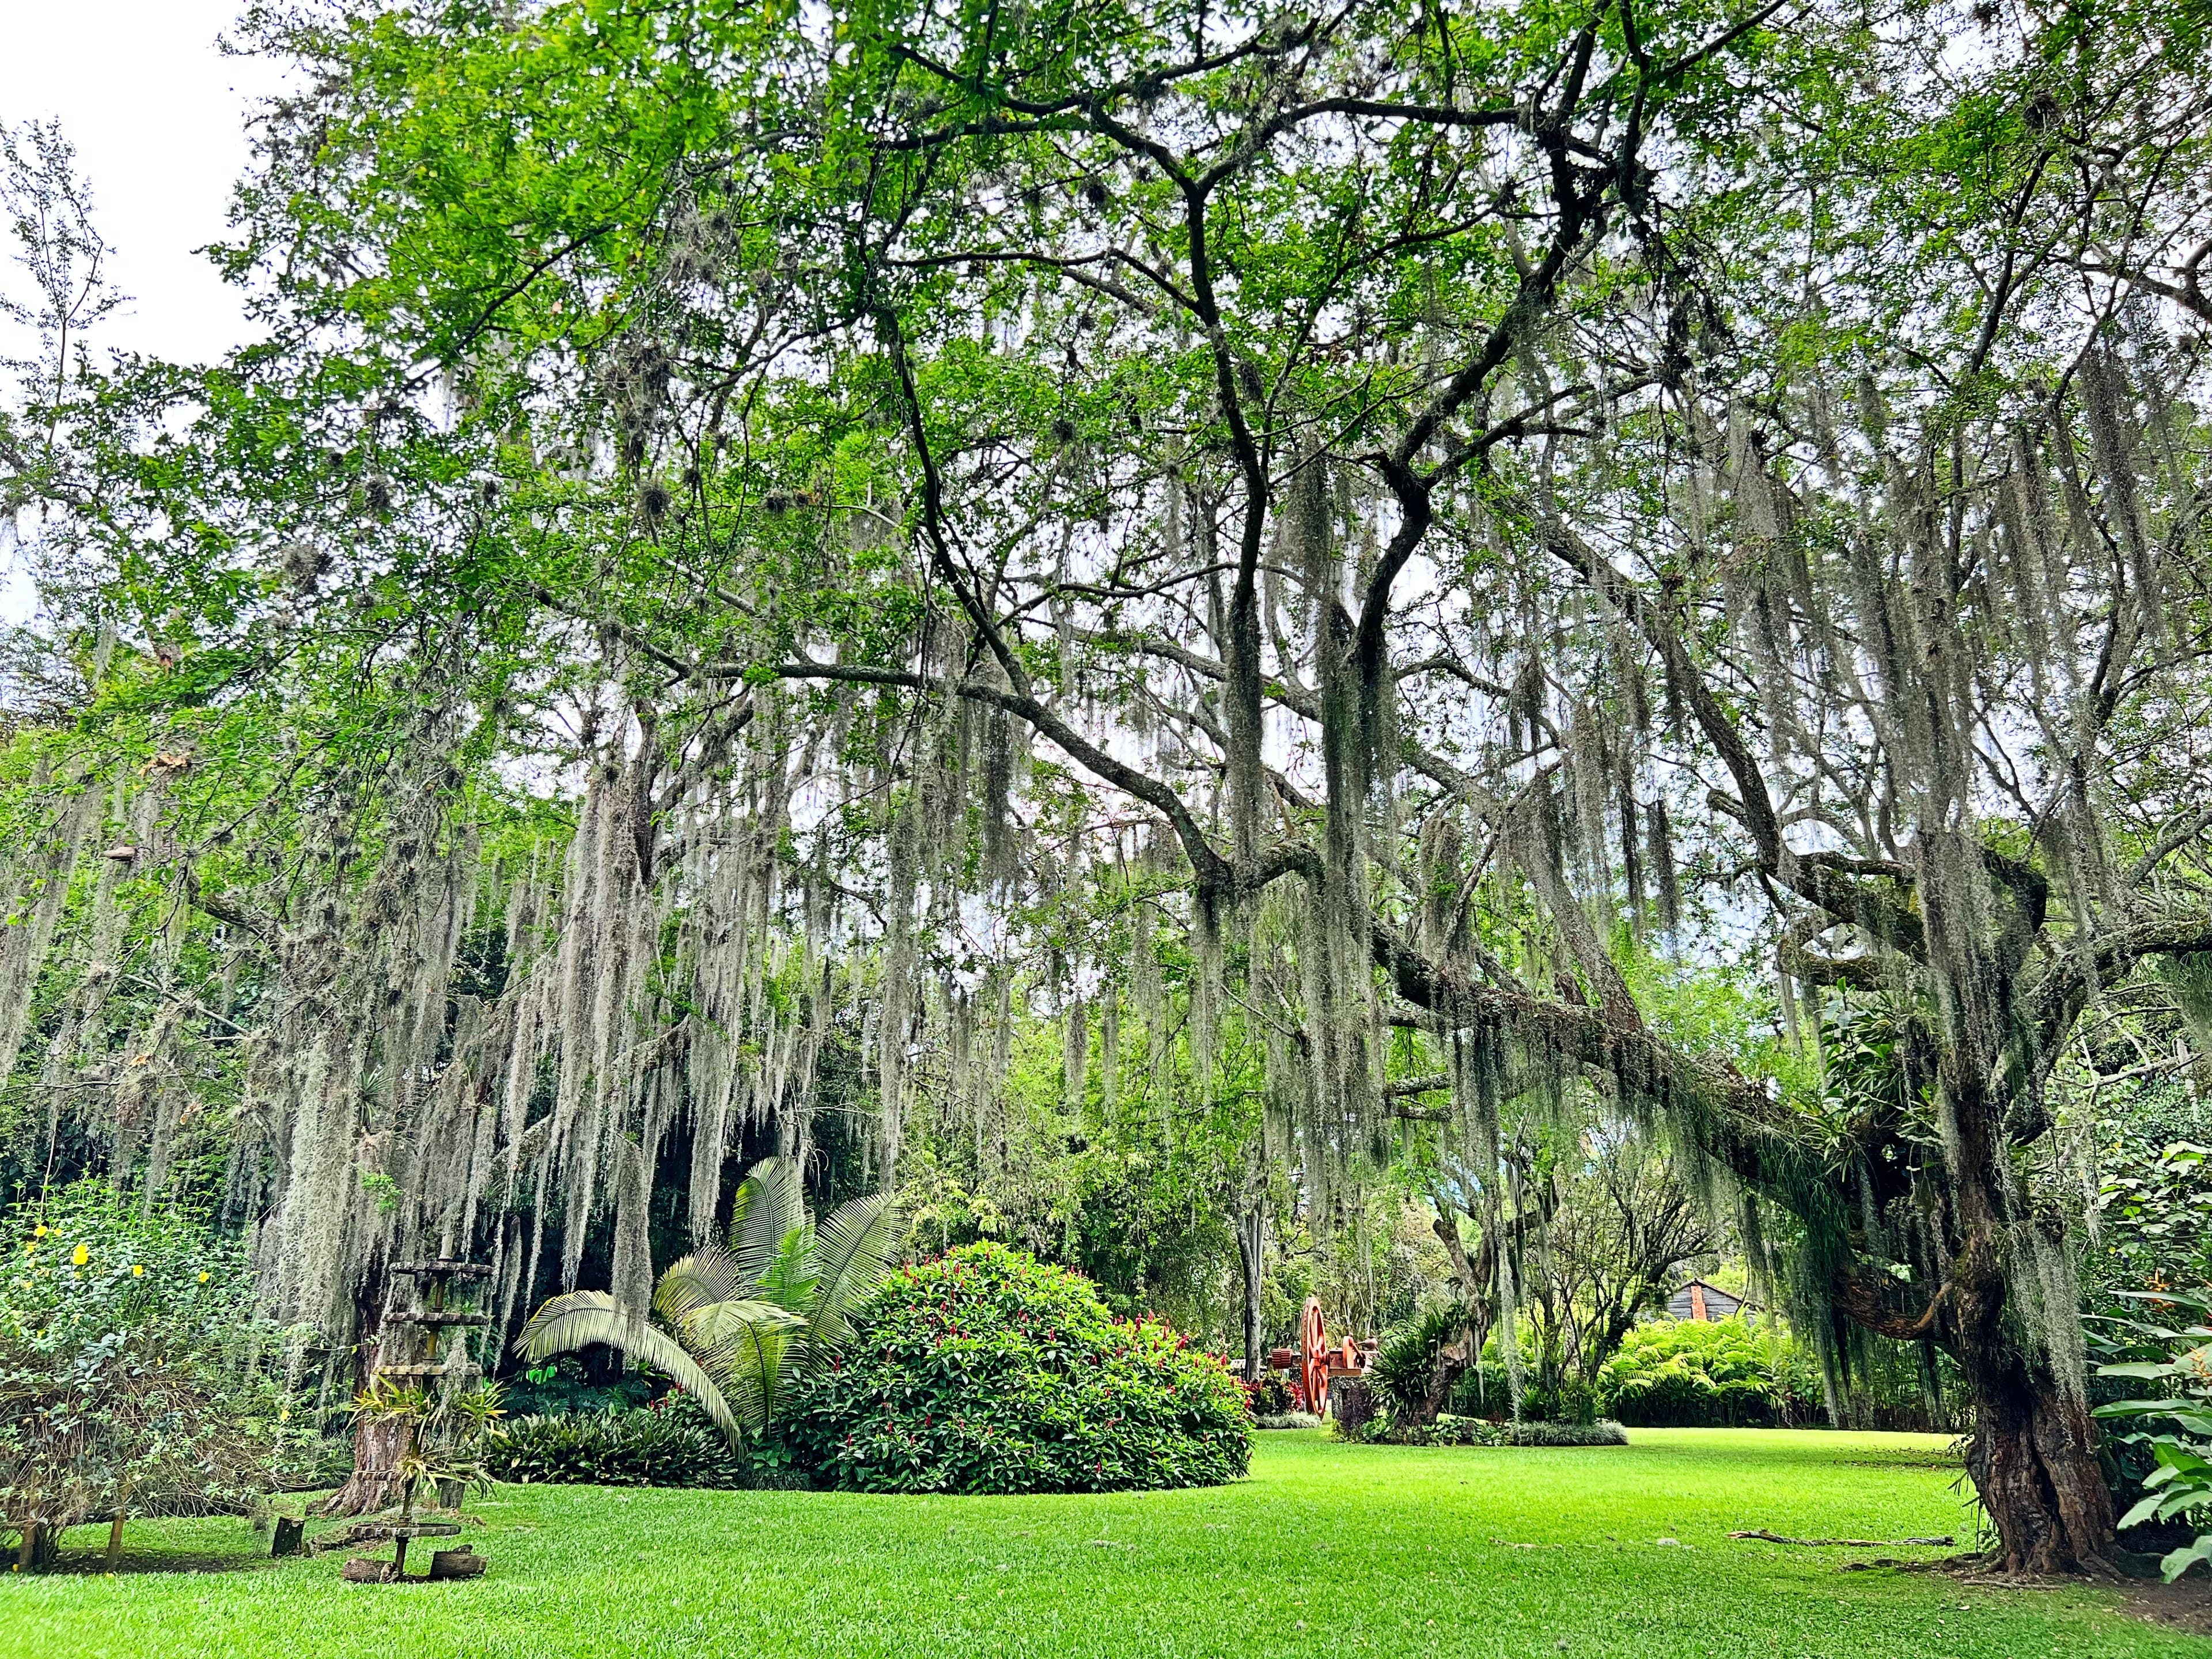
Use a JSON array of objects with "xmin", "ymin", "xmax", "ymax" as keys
[
  {"xmin": 1943, "ymin": 1086, "xmax": 2119, "ymax": 1577},
  {"xmin": 1966, "ymin": 1363, "xmax": 2118, "ymax": 1577},
  {"xmin": 318, "ymin": 1266, "xmax": 413, "ymax": 1518},
  {"xmin": 319, "ymin": 1412, "xmax": 415, "ymax": 1518}
]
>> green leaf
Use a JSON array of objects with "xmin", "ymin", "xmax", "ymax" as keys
[{"xmin": 2160, "ymin": 1536, "xmax": 2212, "ymax": 1584}]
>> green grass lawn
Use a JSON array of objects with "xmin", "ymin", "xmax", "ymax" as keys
[{"xmin": 2, "ymin": 1428, "xmax": 2203, "ymax": 1658}]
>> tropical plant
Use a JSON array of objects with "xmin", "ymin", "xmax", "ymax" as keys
[
  {"xmin": 2090, "ymin": 1289, "xmax": 2212, "ymax": 1583},
  {"xmin": 481, "ymin": 1394, "xmax": 752, "ymax": 1490},
  {"xmin": 2094, "ymin": 1133, "xmax": 2212, "ymax": 1304},
  {"xmin": 783, "ymin": 1243, "xmax": 1250, "ymax": 1495},
  {"xmin": 1368, "ymin": 1304, "xmax": 1477, "ymax": 1427},
  {"xmin": 340, "ymin": 1374, "xmax": 507, "ymax": 1515},
  {"xmin": 1595, "ymin": 1319, "xmax": 1822, "ymax": 1430},
  {"xmin": 516, "ymin": 1158, "xmax": 898, "ymax": 1446}
]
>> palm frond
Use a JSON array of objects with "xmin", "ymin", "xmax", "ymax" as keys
[
  {"xmin": 805, "ymin": 1192, "xmax": 901, "ymax": 1357},
  {"xmin": 695, "ymin": 1310, "xmax": 798, "ymax": 1434},
  {"xmin": 653, "ymin": 1246, "xmax": 745, "ymax": 1325},
  {"xmin": 513, "ymin": 1291, "xmax": 743, "ymax": 1444},
  {"xmin": 755, "ymin": 1224, "xmax": 820, "ymax": 1315},
  {"xmin": 676, "ymin": 1298, "xmax": 807, "ymax": 1352},
  {"xmin": 729, "ymin": 1157, "xmax": 806, "ymax": 1288}
]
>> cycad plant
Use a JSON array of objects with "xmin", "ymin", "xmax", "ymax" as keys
[{"xmin": 516, "ymin": 1160, "xmax": 897, "ymax": 1445}]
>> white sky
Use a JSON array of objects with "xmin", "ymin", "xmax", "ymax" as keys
[
  {"xmin": 2, "ymin": 1, "xmax": 282, "ymax": 621},
  {"xmin": 0, "ymin": 0, "xmax": 280, "ymax": 363}
]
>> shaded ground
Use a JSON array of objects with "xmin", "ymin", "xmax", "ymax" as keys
[{"xmin": 2, "ymin": 1427, "xmax": 2204, "ymax": 1658}]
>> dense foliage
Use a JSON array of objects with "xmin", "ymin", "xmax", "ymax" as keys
[
  {"xmin": 0, "ymin": 1185, "xmax": 304, "ymax": 1555},
  {"xmin": 1594, "ymin": 1319, "xmax": 1825, "ymax": 1430},
  {"xmin": 2090, "ymin": 1289, "xmax": 2212, "ymax": 1582},
  {"xmin": 482, "ymin": 1395, "xmax": 752, "ymax": 1491},
  {"xmin": 0, "ymin": 0, "xmax": 2208, "ymax": 1577},
  {"xmin": 784, "ymin": 1244, "xmax": 1249, "ymax": 1494},
  {"xmin": 517, "ymin": 1157, "xmax": 899, "ymax": 1449}
]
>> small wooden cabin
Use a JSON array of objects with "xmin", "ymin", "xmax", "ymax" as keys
[{"xmin": 1666, "ymin": 1278, "xmax": 1749, "ymax": 1323}]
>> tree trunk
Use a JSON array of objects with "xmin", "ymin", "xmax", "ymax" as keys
[
  {"xmin": 319, "ymin": 1411, "xmax": 415, "ymax": 1517},
  {"xmin": 1961, "ymin": 1350, "xmax": 2119, "ymax": 1575},
  {"xmin": 1944, "ymin": 1104, "xmax": 2120, "ymax": 1577},
  {"xmin": 1237, "ymin": 1205, "xmax": 1264, "ymax": 1383},
  {"xmin": 319, "ymin": 1264, "xmax": 410, "ymax": 1517}
]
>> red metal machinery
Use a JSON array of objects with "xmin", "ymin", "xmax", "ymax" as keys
[{"xmin": 1300, "ymin": 1296, "xmax": 1329, "ymax": 1416}]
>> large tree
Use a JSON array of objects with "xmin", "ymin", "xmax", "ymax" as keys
[{"xmin": 5, "ymin": 0, "xmax": 2209, "ymax": 1572}]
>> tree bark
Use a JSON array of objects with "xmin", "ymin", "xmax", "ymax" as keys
[
  {"xmin": 1965, "ymin": 1361, "xmax": 2118, "ymax": 1577},
  {"xmin": 319, "ymin": 1411, "xmax": 415, "ymax": 1518},
  {"xmin": 319, "ymin": 1264, "xmax": 411, "ymax": 1517},
  {"xmin": 1237, "ymin": 1205, "xmax": 1264, "ymax": 1383},
  {"xmin": 1940, "ymin": 1065, "xmax": 2120, "ymax": 1577}
]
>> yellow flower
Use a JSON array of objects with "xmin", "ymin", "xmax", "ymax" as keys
[
  {"xmin": 33, "ymin": 1224, "xmax": 45, "ymax": 1238},
  {"xmin": 132, "ymin": 1264, "xmax": 145, "ymax": 1277},
  {"xmin": 71, "ymin": 1244, "xmax": 88, "ymax": 1267},
  {"xmin": 198, "ymin": 1271, "xmax": 210, "ymax": 1284}
]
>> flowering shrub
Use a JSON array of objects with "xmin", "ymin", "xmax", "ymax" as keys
[
  {"xmin": 1, "ymin": 1183, "xmax": 308, "ymax": 1563},
  {"xmin": 783, "ymin": 1243, "xmax": 1251, "ymax": 1494}
]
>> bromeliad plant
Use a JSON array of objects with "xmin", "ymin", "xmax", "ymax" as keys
[
  {"xmin": 343, "ymin": 1374, "xmax": 507, "ymax": 1516},
  {"xmin": 2091, "ymin": 1289, "xmax": 2212, "ymax": 1583},
  {"xmin": 516, "ymin": 1159, "xmax": 897, "ymax": 1446}
]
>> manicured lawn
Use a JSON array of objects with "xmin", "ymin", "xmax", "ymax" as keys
[{"xmin": 2, "ymin": 1429, "xmax": 2202, "ymax": 1658}]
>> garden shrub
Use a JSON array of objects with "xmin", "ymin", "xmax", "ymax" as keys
[
  {"xmin": 1498, "ymin": 1419, "xmax": 1628, "ymax": 1447},
  {"xmin": 1596, "ymin": 1317, "xmax": 1820, "ymax": 1427},
  {"xmin": 482, "ymin": 1393, "xmax": 751, "ymax": 1488},
  {"xmin": 1, "ymin": 1184, "xmax": 309, "ymax": 1560},
  {"xmin": 1254, "ymin": 1412, "xmax": 1321, "ymax": 1430},
  {"xmin": 1368, "ymin": 1304, "xmax": 1474, "ymax": 1422},
  {"xmin": 782, "ymin": 1242, "xmax": 1251, "ymax": 1494},
  {"xmin": 2090, "ymin": 1287, "xmax": 2212, "ymax": 1581}
]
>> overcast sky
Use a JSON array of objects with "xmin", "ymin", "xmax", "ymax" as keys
[
  {"xmin": 1, "ymin": 1, "xmax": 280, "ymax": 618},
  {"xmin": 1, "ymin": 0, "xmax": 281, "ymax": 363}
]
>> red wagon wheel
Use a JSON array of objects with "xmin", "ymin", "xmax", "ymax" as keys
[{"xmin": 1300, "ymin": 1297, "xmax": 1328, "ymax": 1416}]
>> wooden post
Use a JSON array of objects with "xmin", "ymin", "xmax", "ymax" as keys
[{"xmin": 106, "ymin": 1512, "xmax": 126, "ymax": 1570}]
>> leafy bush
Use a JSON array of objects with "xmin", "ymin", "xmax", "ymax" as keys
[
  {"xmin": 2093, "ymin": 1134, "xmax": 2212, "ymax": 1302},
  {"xmin": 1254, "ymin": 1411, "xmax": 1320, "ymax": 1430},
  {"xmin": 1368, "ymin": 1304, "xmax": 1473, "ymax": 1421},
  {"xmin": 1, "ymin": 1184, "xmax": 308, "ymax": 1560},
  {"xmin": 2090, "ymin": 1288, "xmax": 2212, "ymax": 1582},
  {"xmin": 783, "ymin": 1243, "xmax": 1251, "ymax": 1494},
  {"xmin": 501, "ymin": 1354, "xmax": 654, "ymax": 1419},
  {"xmin": 1595, "ymin": 1318, "xmax": 1820, "ymax": 1427},
  {"xmin": 1498, "ymin": 1419, "xmax": 1629, "ymax": 1447},
  {"xmin": 482, "ymin": 1393, "xmax": 752, "ymax": 1489}
]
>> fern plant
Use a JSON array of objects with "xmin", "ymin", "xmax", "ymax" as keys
[{"xmin": 516, "ymin": 1159, "xmax": 898, "ymax": 1447}]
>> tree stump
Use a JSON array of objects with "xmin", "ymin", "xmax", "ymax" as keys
[
  {"xmin": 342, "ymin": 1556, "xmax": 399, "ymax": 1584},
  {"xmin": 271, "ymin": 1517, "xmax": 306, "ymax": 1557},
  {"xmin": 427, "ymin": 1546, "xmax": 486, "ymax": 1580}
]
